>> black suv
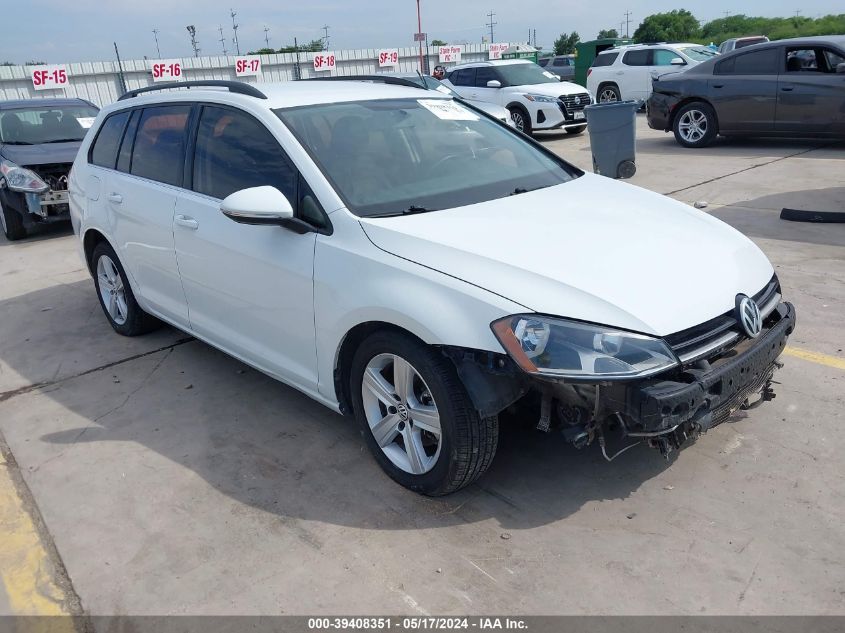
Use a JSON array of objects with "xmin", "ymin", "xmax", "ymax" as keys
[{"xmin": 0, "ymin": 97, "xmax": 98, "ymax": 240}]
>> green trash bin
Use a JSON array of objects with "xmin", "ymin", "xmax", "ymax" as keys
[
  {"xmin": 583, "ymin": 101, "xmax": 638, "ymax": 179},
  {"xmin": 574, "ymin": 38, "xmax": 632, "ymax": 87}
]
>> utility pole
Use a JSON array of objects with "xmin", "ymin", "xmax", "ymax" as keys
[
  {"xmin": 624, "ymin": 11, "xmax": 632, "ymax": 38},
  {"xmin": 230, "ymin": 9, "xmax": 240, "ymax": 55},
  {"xmin": 322, "ymin": 25, "xmax": 330, "ymax": 50},
  {"xmin": 114, "ymin": 42, "xmax": 127, "ymax": 95},
  {"xmin": 217, "ymin": 26, "xmax": 228, "ymax": 55},
  {"xmin": 416, "ymin": 0, "xmax": 424, "ymax": 73},
  {"xmin": 620, "ymin": 21, "xmax": 625, "ymax": 37},
  {"xmin": 533, "ymin": 29, "xmax": 537, "ymax": 47},
  {"xmin": 186, "ymin": 25, "xmax": 200, "ymax": 57},
  {"xmin": 486, "ymin": 10, "xmax": 497, "ymax": 44},
  {"xmin": 263, "ymin": 25, "xmax": 271, "ymax": 49},
  {"xmin": 794, "ymin": 9, "xmax": 802, "ymax": 17},
  {"xmin": 723, "ymin": 11, "xmax": 731, "ymax": 18},
  {"xmin": 152, "ymin": 29, "xmax": 161, "ymax": 58}
]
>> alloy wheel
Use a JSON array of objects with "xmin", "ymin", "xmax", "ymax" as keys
[
  {"xmin": 599, "ymin": 88, "xmax": 619, "ymax": 103},
  {"xmin": 96, "ymin": 254, "xmax": 128, "ymax": 325},
  {"xmin": 511, "ymin": 111, "xmax": 525, "ymax": 132},
  {"xmin": 361, "ymin": 353, "xmax": 442, "ymax": 475},
  {"xmin": 678, "ymin": 109, "xmax": 708, "ymax": 144}
]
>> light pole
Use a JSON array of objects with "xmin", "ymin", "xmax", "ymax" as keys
[{"xmin": 416, "ymin": 0, "xmax": 424, "ymax": 72}]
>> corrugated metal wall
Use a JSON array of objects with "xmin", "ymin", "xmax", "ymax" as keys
[{"xmin": 0, "ymin": 45, "xmax": 492, "ymax": 107}]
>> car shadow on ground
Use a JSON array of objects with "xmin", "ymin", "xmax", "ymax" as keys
[
  {"xmin": 709, "ymin": 187, "xmax": 845, "ymax": 248},
  {"xmin": 0, "ymin": 221, "xmax": 73, "ymax": 247},
  {"xmin": 635, "ymin": 134, "xmax": 845, "ymax": 159},
  {"xmin": 0, "ymin": 279, "xmax": 681, "ymax": 532}
]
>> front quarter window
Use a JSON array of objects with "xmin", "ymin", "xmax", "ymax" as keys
[{"xmin": 276, "ymin": 98, "xmax": 579, "ymax": 217}]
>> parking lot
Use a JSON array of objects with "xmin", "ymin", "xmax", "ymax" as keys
[{"xmin": 1, "ymin": 115, "xmax": 843, "ymax": 617}]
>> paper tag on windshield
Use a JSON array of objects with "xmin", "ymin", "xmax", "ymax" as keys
[
  {"xmin": 435, "ymin": 85, "xmax": 452, "ymax": 95},
  {"xmin": 418, "ymin": 99, "xmax": 479, "ymax": 121},
  {"xmin": 76, "ymin": 117, "xmax": 95, "ymax": 128},
  {"xmin": 542, "ymin": 71, "xmax": 557, "ymax": 79}
]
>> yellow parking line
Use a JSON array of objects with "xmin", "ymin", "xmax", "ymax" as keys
[
  {"xmin": 0, "ymin": 453, "xmax": 70, "ymax": 618},
  {"xmin": 784, "ymin": 346, "xmax": 845, "ymax": 371}
]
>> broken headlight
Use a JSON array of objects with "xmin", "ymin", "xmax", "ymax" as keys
[
  {"xmin": 0, "ymin": 159, "xmax": 49, "ymax": 193},
  {"xmin": 491, "ymin": 315, "xmax": 678, "ymax": 379}
]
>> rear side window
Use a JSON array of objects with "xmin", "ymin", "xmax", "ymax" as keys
[
  {"xmin": 475, "ymin": 67, "xmax": 498, "ymax": 87},
  {"xmin": 130, "ymin": 105, "xmax": 191, "ymax": 186},
  {"xmin": 623, "ymin": 50, "xmax": 651, "ymax": 66},
  {"xmin": 552, "ymin": 57, "xmax": 570, "ymax": 67},
  {"xmin": 450, "ymin": 68, "xmax": 476, "ymax": 86},
  {"xmin": 538, "ymin": 58, "xmax": 550, "ymax": 67},
  {"xmin": 90, "ymin": 111, "xmax": 130, "ymax": 169},
  {"xmin": 592, "ymin": 52, "xmax": 619, "ymax": 67},
  {"xmin": 192, "ymin": 105, "xmax": 296, "ymax": 201},
  {"xmin": 736, "ymin": 37, "xmax": 767, "ymax": 49},
  {"xmin": 116, "ymin": 110, "xmax": 141, "ymax": 173},
  {"xmin": 716, "ymin": 48, "xmax": 778, "ymax": 75}
]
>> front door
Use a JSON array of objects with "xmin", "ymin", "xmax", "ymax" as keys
[
  {"xmin": 777, "ymin": 46, "xmax": 845, "ymax": 134},
  {"xmin": 173, "ymin": 104, "xmax": 319, "ymax": 390}
]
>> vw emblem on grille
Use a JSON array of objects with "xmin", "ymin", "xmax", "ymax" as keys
[{"xmin": 736, "ymin": 295, "xmax": 762, "ymax": 338}]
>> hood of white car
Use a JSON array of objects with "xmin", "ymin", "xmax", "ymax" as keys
[
  {"xmin": 359, "ymin": 174, "xmax": 774, "ymax": 336},
  {"xmin": 505, "ymin": 81, "xmax": 588, "ymax": 97}
]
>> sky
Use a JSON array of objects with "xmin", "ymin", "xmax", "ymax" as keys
[{"xmin": 3, "ymin": 0, "xmax": 843, "ymax": 64}]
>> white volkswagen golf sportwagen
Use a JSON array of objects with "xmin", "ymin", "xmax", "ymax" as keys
[{"xmin": 69, "ymin": 79, "xmax": 795, "ymax": 495}]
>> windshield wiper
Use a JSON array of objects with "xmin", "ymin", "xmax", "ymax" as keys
[
  {"xmin": 1, "ymin": 140, "xmax": 34, "ymax": 145},
  {"xmin": 369, "ymin": 205, "xmax": 438, "ymax": 218},
  {"xmin": 509, "ymin": 185, "xmax": 551, "ymax": 196},
  {"xmin": 44, "ymin": 138, "xmax": 82, "ymax": 144}
]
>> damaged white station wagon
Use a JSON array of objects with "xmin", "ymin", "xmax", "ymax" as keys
[{"xmin": 69, "ymin": 80, "xmax": 795, "ymax": 495}]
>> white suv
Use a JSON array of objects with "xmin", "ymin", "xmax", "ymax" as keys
[
  {"xmin": 587, "ymin": 43, "xmax": 718, "ymax": 103},
  {"xmin": 70, "ymin": 79, "xmax": 794, "ymax": 495},
  {"xmin": 443, "ymin": 59, "xmax": 592, "ymax": 135}
]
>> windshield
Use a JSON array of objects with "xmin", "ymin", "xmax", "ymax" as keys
[
  {"xmin": 276, "ymin": 98, "xmax": 577, "ymax": 217},
  {"xmin": 0, "ymin": 104, "xmax": 99, "ymax": 145},
  {"xmin": 495, "ymin": 63, "xmax": 560, "ymax": 86},
  {"xmin": 679, "ymin": 46, "xmax": 718, "ymax": 62}
]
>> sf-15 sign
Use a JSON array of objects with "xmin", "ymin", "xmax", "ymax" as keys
[
  {"xmin": 151, "ymin": 60, "xmax": 183, "ymax": 82},
  {"xmin": 31, "ymin": 65, "xmax": 69, "ymax": 91},
  {"xmin": 235, "ymin": 56, "xmax": 261, "ymax": 77},
  {"xmin": 438, "ymin": 46, "xmax": 463, "ymax": 63}
]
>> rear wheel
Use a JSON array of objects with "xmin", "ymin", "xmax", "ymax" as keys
[
  {"xmin": 597, "ymin": 84, "xmax": 621, "ymax": 103},
  {"xmin": 350, "ymin": 331, "xmax": 498, "ymax": 496},
  {"xmin": 508, "ymin": 107, "xmax": 532, "ymax": 135},
  {"xmin": 673, "ymin": 102, "xmax": 718, "ymax": 148},
  {"xmin": 0, "ymin": 199, "xmax": 26, "ymax": 241},
  {"xmin": 91, "ymin": 241, "xmax": 161, "ymax": 336}
]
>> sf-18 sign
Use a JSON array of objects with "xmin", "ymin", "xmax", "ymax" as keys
[
  {"xmin": 313, "ymin": 52, "xmax": 336, "ymax": 72},
  {"xmin": 151, "ymin": 60, "xmax": 183, "ymax": 82},
  {"xmin": 488, "ymin": 43, "xmax": 510, "ymax": 60},
  {"xmin": 31, "ymin": 65, "xmax": 69, "ymax": 91},
  {"xmin": 438, "ymin": 45, "xmax": 463, "ymax": 63},
  {"xmin": 378, "ymin": 49, "xmax": 399, "ymax": 67},
  {"xmin": 235, "ymin": 56, "xmax": 261, "ymax": 77}
]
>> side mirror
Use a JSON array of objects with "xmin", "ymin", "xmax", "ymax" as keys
[
  {"xmin": 670, "ymin": 57, "xmax": 686, "ymax": 66},
  {"xmin": 486, "ymin": 79, "xmax": 502, "ymax": 88},
  {"xmin": 221, "ymin": 186, "xmax": 294, "ymax": 225},
  {"xmin": 837, "ymin": 62, "xmax": 845, "ymax": 74}
]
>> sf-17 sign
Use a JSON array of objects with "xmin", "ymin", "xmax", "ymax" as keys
[{"xmin": 235, "ymin": 56, "xmax": 261, "ymax": 77}]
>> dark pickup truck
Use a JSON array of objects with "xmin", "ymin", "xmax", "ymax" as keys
[{"xmin": 0, "ymin": 97, "xmax": 98, "ymax": 240}]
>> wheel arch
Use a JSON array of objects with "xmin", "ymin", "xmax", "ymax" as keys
[
  {"xmin": 596, "ymin": 81, "xmax": 620, "ymax": 100},
  {"xmin": 82, "ymin": 227, "xmax": 112, "ymax": 276}
]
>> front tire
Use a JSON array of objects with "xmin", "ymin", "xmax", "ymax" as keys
[
  {"xmin": 508, "ymin": 107, "xmax": 532, "ymax": 135},
  {"xmin": 91, "ymin": 241, "xmax": 161, "ymax": 336},
  {"xmin": 350, "ymin": 331, "xmax": 498, "ymax": 496},
  {"xmin": 673, "ymin": 102, "xmax": 718, "ymax": 148},
  {"xmin": 0, "ymin": 199, "xmax": 27, "ymax": 241}
]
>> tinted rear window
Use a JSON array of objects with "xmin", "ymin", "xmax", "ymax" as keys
[
  {"xmin": 736, "ymin": 37, "xmax": 768, "ymax": 49},
  {"xmin": 90, "ymin": 111, "xmax": 129, "ymax": 169},
  {"xmin": 592, "ymin": 53, "xmax": 619, "ymax": 67},
  {"xmin": 623, "ymin": 50, "xmax": 651, "ymax": 66},
  {"xmin": 130, "ymin": 106, "xmax": 190, "ymax": 186},
  {"xmin": 716, "ymin": 48, "xmax": 779, "ymax": 75}
]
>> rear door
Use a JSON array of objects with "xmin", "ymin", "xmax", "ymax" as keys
[
  {"xmin": 619, "ymin": 49, "xmax": 651, "ymax": 101},
  {"xmin": 445, "ymin": 68, "xmax": 478, "ymax": 100},
  {"xmin": 777, "ymin": 46, "xmax": 845, "ymax": 134},
  {"xmin": 469, "ymin": 67, "xmax": 504, "ymax": 104},
  {"xmin": 173, "ymin": 104, "xmax": 325, "ymax": 389},
  {"xmin": 95, "ymin": 104, "xmax": 192, "ymax": 327},
  {"xmin": 709, "ymin": 47, "xmax": 779, "ymax": 133}
]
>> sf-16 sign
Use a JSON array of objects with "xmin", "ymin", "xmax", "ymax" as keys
[
  {"xmin": 151, "ymin": 60, "xmax": 183, "ymax": 82},
  {"xmin": 235, "ymin": 56, "xmax": 261, "ymax": 77},
  {"xmin": 31, "ymin": 65, "xmax": 69, "ymax": 91},
  {"xmin": 438, "ymin": 45, "xmax": 463, "ymax": 63}
]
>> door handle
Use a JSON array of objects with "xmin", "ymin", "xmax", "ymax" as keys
[
  {"xmin": 712, "ymin": 84, "xmax": 724, "ymax": 89},
  {"xmin": 615, "ymin": 71, "xmax": 624, "ymax": 75},
  {"xmin": 781, "ymin": 86, "xmax": 794, "ymax": 92},
  {"xmin": 107, "ymin": 193, "xmax": 123, "ymax": 204},
  {"xmin": 175, "ymin": 214, "xmax": 199, "ymax": 230}
]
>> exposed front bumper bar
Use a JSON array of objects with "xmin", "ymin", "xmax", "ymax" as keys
[{"xmin": 605, "ymin": 302, "xmax": 796, "ymax": 438}]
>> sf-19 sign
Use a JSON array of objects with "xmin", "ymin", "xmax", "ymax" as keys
[
  {"xmin": 313, "ymin": 52, "xmax": 336, "ymax": 72},
  {"xmin": 31, "ymin": 65, "xmax": 69, "ymax": 91},
  {"xmin": 438, "ymin": 45, "xmax": 463, "ymax": 63},
  {"xmin": 151, "ymin": 60, "xmax": 183, "ymax": 82},
  {"xmin": 235, "ymin": 56, "xmax": 261, "ymax": 77},
  {"xmin": 378, "ymin": 49, "xmax": 399, "ymax": 67}
]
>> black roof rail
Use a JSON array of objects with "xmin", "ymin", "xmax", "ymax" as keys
[
  {"xmin": 298, "ymin": 75, "xmax": 427, "ymax": 89},
  {"xmin": 118, "ymin": 80, "xmax": 267, "ymax": 101}
]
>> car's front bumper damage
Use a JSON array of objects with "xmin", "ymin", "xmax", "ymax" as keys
[{"xmin": 450, "ymin": 301, "xmax": 796, "ymax": 460}]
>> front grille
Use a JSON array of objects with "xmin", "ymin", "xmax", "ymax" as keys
[
  {"xmin": 666, "ymin": 276, "xmax": 781, "ymax": 365},
  {"xmin": 559, "ymin": 93, "xmax": 592, "ymax": 112},
  {"xmin": 29, "ymin": 163, "xmax": 71, "ymax": 191}
]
